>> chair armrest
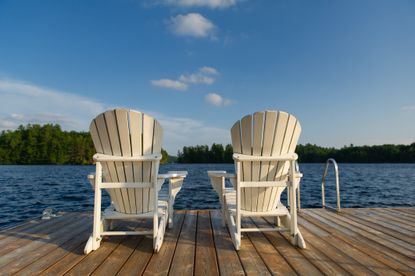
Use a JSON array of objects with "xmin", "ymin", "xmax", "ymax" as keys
[
  {"xmin": 87, "ymin": 174, "xmax": 95, "ymax": 188},
  {"xmin": 233, "ymin": 153, "xmax": 298, "ymax": 162},
  {"xmin": 158, "ymin": 171, "xmax": 188, "ymax": 179},
  {"xmin": 207, "ymin": 171, "xmax": 236, "ymax": 179},
  {"xmin": 93, "ymin": 153, "xmax": 162, "ymax": 162}
]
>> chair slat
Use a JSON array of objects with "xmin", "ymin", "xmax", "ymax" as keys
[
  {"xmin": 129, "ymin": 111, "xmax": 143, "ymax": 213},
  {"xmin": 240, "ymin": 115, "xmax": 253, "ymax": 210},
  {"xmin": 90, "ymin": 121, "xmax": 117, "ymax": 207},
  {"xmin": 260, "ymin": 111, "xmax": 277, "ymax": 211},
  {"xmin": 94, "ymin": 113, "xmax": 125, "ymax": 212},
  {"xmin": 105, "ymin": 110, "xmax": 131, "ymax": 213},
  {"xmin": 116, "ymin": 109, "xmax": 136, "ymax": 214},
  {"xmin": 250, "ymin": 112, "xmax": 263, "ymax": 211},
  {"xmin": 142, "ymin": 114, "xmax": 155, "ymax": 213}
]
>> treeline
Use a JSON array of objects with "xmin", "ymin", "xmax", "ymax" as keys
[
  {"xmin": 1, "ymin": 124, "xmax": 414, "ymax": 164},
  {"xmin": 0, "ymin": 124, "xmax": 169, "ymax": 165},
  {"xmin": 177, "ymin": 143, "xmax": 415, "ymax": 163}
]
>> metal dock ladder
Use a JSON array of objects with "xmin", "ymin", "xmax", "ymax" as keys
[{"xmin": 321, "ymin": 158, "xmax": 341, "ymax": 212}]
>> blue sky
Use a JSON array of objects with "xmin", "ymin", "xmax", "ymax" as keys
[{"xmin": 0, "ymin": 0, "xmax": 414, "ymax": 154}]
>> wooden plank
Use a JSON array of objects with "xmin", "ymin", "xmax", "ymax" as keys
[
  {"xmin": 105, "ymin": 110, "xmax": 131, "ymax": 214},
  {"xmin": 243, "ymin": 218, "xmax": 297, "ymax": 275},
  {"xmin": 300, "ymin": 210, "xmax": 415, "ymax": 275},
  {"xmin": 292, "ymin": 217, "xmax": 400, "ymax": 275},
  {"xmin": 0, "ymin": 215, "xmax": 90, "ymax": 271},
  {"xmin": 130, "ymin": 110, "xmax": 144, "ymax": 213},
  {"xmin": 240, "ymin": 114, "xmax": 252, "ymax": 211},
  {"xmin": 280, "ymin": 229, "xmax": 350, "ymax": 276},
  {"xmin": 260, "ymin": 111, "xmax": 277, "ymax": 211},
  {"xmin": 95, "ymin": 113, "xmax": 125, "ymax": 212},
  {"xmin": 64, "ymin": 236, "xmax": 126, "ymax": 275},
  {"xmin": 392, "ymin": 208, "xmax": 415, "ymax": 216},
  {"xmin": 341, "ymin": 209, "xmax": 415, "ymax": 242},
  {"xmin": 236, "ymin": 219, "xmax": 271, "ymax": 275},
  {"xmin": 106, "ymin": 236, "xmax": 152, "ymax": 275},
  {"xmin": 169, "ymin": 210, "xmax": 197, "ymax": 276},
  {"xmin": 251, "ymin": 217, "xmax": 322, "ymax": 275},
  {"xmin": 195, "ymin": 211, "xmax": 219, "ymax": 276},
  {"xmin": 251, "ymin": 112, "xmax": 264, "ymax": 212},
  {"xmin": 92, "ymin": 236, "xmax": 144, "ymax": 275},
  {"xmin": 0, "ymin": 213, "xmax": 78, "ymax": 255},
  {"xmin": 209, "ymin": 210, "xmax": 244, "ymax": 275},
  {"xmin": 268, "ymin": 112, "xmax": 289, "ymax": 208},
  {"xmin": 13, "ymin": 227, "xmax": 91, "ymax": 275},
  {"xmin": 142, "ymin": 113, "xmax": 154, "ymax": 213},
  {"xmin": 361, "ymin": 208, "xmax": 415, "ymax": 230},
  {"xmin": 379, "ymin": 208, "xmax": 415, "ymax": 224},
  {"xmin": 0, "ymin": 218, "xmax": 44, "ymax": 241},
  {"xmin": 312, "ymin": 209, "xmax": 415, "ymax": 257},
  {"xmin": 116, "ymin": 109, "xmax": 137, "ymax": 214},
  {"xmin": 303, "ymin": 209, "xmax": 415, "ymax": 270},
  {"xmin": 143, "ymin": 211, "xmax": 186, "ymax": 276}
]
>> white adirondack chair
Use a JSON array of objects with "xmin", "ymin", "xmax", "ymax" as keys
[
  {"xmin": 208, "ymin": 110, "xmax": 306, "ymax": 250},
  {"xmin": 84, "ymin": 109, "xmax": 187, "ymax": 254}
]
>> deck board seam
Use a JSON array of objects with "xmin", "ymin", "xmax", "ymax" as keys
[
  {"xmin": 193, "ymin": 210, "xmax": 199, "ymax": 276},
  {"xmin": 298, "ymin": 214, "xmax": 410, "ymax": 274},
  {"xmin": 250, "ymin": 217, "xmax": 300, "ymax": 275},
  {"xmin": 302, "ymin": 210, "xmax": 415, "ymax": 271},
  {"xmin": 208, "ymin": 210, "xmax": 222, "ymax": 276},
  {"xmin": 299, "ymin": 212, "xmax": 403, "ymax": 275},
  {"xmin": 315, "ymin": 209, "xmax": 415, "ymax": 256},
  {"xmin": 342, "ymin": 211, "xmax": 415, "ymax": 244},
  {"xmin": 165, "ymin": 211, "xmax": 187, "ymax": 276}
]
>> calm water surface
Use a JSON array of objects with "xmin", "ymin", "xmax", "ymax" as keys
[{"xmin": 0, "ymin": 163, "xmax": 414, "ymax": 229}]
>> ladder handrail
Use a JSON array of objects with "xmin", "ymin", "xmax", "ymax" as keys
[{"xmin": 321, "ymin": 158, "xmax": 341, "ymax": 212}]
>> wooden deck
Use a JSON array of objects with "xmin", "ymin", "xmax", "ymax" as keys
[{"xmin": 0, "ymin": 208, "xmax": 414, "ymax": 275}]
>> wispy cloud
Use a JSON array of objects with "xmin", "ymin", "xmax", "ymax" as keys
[
  {"xmin": 0, "ymin": 79, "xmax": 105, "ymax": 131},
  {"xmin": 148, "ymin": 111, "xmax": 230, "ymax": 154},
  {"xmin": 402, "ymin": 105, "xmax": 415, "ymax": 111},
  {"xmin": 199, "ymin": 66, "xmax": 218, "ymax": 75},
  {"xmin": 159, "ymin": 0, "xmax": 238, "ymax": 9},
  {"xmin": 0, "ymin": 78, "xmax": 230, "ymax": 154},
  {"xmin": 205, "ymin": 92, "xmax": 234, "ymax": 107},
  {"xmin": 151, "ymin": 66, "xmax": 219, "ymax": 90},
  {"xmin": 168, "ymin": 13, "xmax": 215, "ymax": 38},
  {"xmin": 151, "ymin": 79, "xmax": 188, "ymax": 91}
]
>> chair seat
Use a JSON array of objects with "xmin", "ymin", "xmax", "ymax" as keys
[{"xmin": 224, "ymin": 191, "xmax": 289, "ymax": 217}]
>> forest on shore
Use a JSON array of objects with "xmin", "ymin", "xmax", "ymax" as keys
[
  {"xmin": 0, "ymin": 124, "xmax": 414, "ymax": 164},
  {"xmin": 0, "ymin": 124, "xmax": 168, "ymax": 165}
]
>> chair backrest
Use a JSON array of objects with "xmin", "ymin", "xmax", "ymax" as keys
[
  {"xmin": 230, "ymin": 110, "xmax": 301, "ymax": 212},
  {"xmin": 90, "ymin": 109, "xmax": 163, "ymax": 214}
]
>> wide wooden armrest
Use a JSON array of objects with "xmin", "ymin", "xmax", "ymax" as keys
[
  {"xmin": 158, "ymin": 171, "xmax": 188, "ymax": 179},
  {"xmin": 93, "ymin": 153, "xmax": 162, "ymax": 162},
  {"xmin": 233, "ymin": 153, "xmax": 298, "ymax": 162},
  {"xmin": 207, "ymin": 171, "xmax": 236, "ymax": 179}
]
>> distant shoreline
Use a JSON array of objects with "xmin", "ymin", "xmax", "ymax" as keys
[{"xmin": 1, "ymin": 124, "xmax": 414, "ymax": 165}]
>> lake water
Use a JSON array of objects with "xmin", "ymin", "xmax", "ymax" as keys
[{"xmin": 0, "ymin": 163, "xmax": 414, "ymax": 229}]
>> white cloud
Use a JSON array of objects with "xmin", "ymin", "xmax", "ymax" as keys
[
  {"xmin": 0, "ymin": 78, "xmax": 230, "ymax": 154},
  {"xmin": 205, "ymin": 93, "xmax": 234, "ymax": 107},
  {"xmin": 152, "ymin": 66, "xmax": 219, "ymax": 90},
  {"xmin": 148, "ymin": 111, "xmax": 230, "ymax": 154},
  {"xmin": 0, "ymin": 79, "xmax": 105, "ymax": 131},
  {"xmin": 168, "ymin": 13, "xmax": 215, "ymax": 38},
  {"xmin": 179, "ymin": 74, "xmax": 214, "ymax": 84},
  {"xmin": 160, "ymin": 0, "xmax": 238, "ymax": 9},
  {"xmin": 199, "ymin": 66, "xmax": 218, "ymax": 75},
  {"xmin": 151, "ymin": 78, "xmax": 188, "ymax": 91}
]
